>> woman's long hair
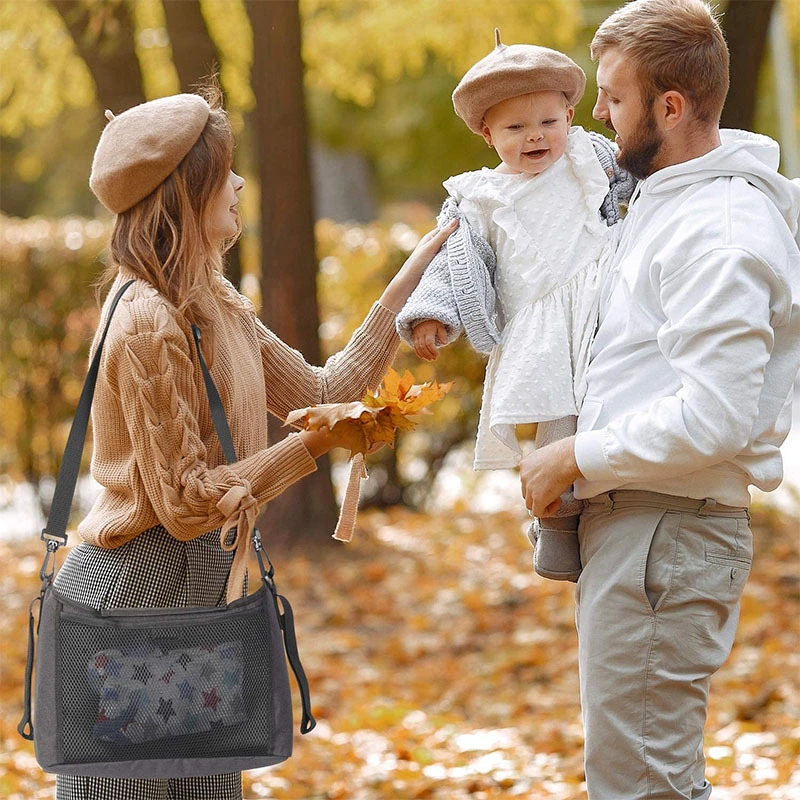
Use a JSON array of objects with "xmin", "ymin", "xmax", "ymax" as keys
[{"xmin": 98, "ymin": 82, "xmax": 244, "ymax": 352}]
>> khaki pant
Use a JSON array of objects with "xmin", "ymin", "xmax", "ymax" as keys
[{"xmin": 576, "ymin": 491, "xmax": 752, "ymax": 799}]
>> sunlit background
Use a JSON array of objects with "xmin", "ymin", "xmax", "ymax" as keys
[{"xmin": 1, "ymin": 1, "xmax": 798, "ymax": 798}]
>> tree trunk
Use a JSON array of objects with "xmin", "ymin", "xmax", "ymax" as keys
[
  {"xmin": 162, "ymin": 0, "xmax": 220, "ymax": 90},
  {"xmin": 52, "ymin": 0, "xmax": 145, "ymax": 113},
  {"xmin": 247, "ymin": 0, "xmax": 338, "ymax": 550},
  {"xmin": 162, "ymin": 0, "xmax": 245, "ymax": 289},
  {"xmin": 720, "ymin": 0, "xmax": 776, "ymax": 130}
]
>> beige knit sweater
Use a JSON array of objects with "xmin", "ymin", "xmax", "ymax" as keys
[{"xmin": 79, "ymin": 274, "xmax": 399, "ymax": 597}]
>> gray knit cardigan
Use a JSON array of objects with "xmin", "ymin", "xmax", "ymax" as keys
[{"xmin": 396, "ymin": 131, "xmax": 636, "ymax": 355}]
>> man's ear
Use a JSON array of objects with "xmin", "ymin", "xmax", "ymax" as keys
[{"xmin": 659, "ymin": 90, "xmax": 687, "ymax": 131}]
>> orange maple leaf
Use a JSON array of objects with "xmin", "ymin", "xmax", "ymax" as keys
[{"xmin": 284, "ymin": 367, "xmax": 453, "ymax": 457}]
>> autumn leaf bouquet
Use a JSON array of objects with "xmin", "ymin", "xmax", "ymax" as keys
[{"xmin": 285, "ymin": 367, "xmax": 453, "ymax": 540}]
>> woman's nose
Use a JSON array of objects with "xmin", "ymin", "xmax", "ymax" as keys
[{"xmin": 231, "ymin": 171, "xmax": 245, "ymax": 192}]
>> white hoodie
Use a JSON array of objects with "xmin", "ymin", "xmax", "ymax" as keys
[{"xmin": 574, "ymin": 130, "xmax": 800, "ymax": 506}]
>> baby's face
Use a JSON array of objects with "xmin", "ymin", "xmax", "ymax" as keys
[{"xmin": 482, "ymin": 91, "xmax": 573, "ymax": 176}]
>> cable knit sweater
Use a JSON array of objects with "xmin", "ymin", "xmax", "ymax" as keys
[{"xmin": 79, "ymin": 274, "xmax": 399, "ymax": 591}]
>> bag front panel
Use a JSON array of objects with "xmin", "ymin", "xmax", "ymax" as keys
[{"xmin": 34, "ymin": 586, "xmax": 293, "ymax": 776}]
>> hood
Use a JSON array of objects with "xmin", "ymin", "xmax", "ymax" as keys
[{"xmin": 641, "ymin": 129, "xmax": 800, "ymax": 244}]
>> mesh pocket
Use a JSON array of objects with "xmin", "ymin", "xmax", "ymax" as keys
[
  {"xmin": 86, "ymin": 639, "xmax": 246, "ymax": 744},
  {"xmin": 55, "ymin": 591, "xmax": 282, "ymax": 766}
]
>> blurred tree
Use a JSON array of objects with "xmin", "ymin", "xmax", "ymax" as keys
[
  {"xmin": 161, "ymin": 0, "xmax": 219, "ymax": 92},
  {"xmin": 720, "ymin": 0, "xmax": 777, "ymax": 130},
  {"xmin": 247, "ymin": 0, "xmax": 338, "ymax": 548},
  {"xmin": 52, "ymin": 0, "xmax": 145, "ymax": 113},
  {"xmin": 2, "ymin": 0, "xmax": 337, "ymax": 543}
]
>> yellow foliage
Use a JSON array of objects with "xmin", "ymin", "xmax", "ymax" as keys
[
  {"xmin": 199, "ymin": 0, "xmax": 255, "ymax": 113},
  {"xmin": 300, "ymin": 0, "xmax": 582, "ymax": 106},
  {"xmin": 0, "ymin": 0, "xmax": 95, "ymax": 136},
  {"xmin": 131, "ymin": 0, "xmax": 180, "ymax": 99},
  {"xmin": 2, "ymin": 502, "xmax": 798, "ymax": 797}
]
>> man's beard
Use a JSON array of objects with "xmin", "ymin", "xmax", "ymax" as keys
[{"xmin": 616, "ymin": 103, "xmax": 663, "ymax": 180}]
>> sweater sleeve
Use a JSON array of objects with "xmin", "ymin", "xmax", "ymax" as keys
[
  {"xmin": 395, "ymin": 197, "xmax": 466, "ymax": 346},
  {"xmin": 106, "ymin": 300, "xmax": 317, "ymax": 543},
  {"xmin": 574, "ymin": 246, "xmax": 787, "ymax": 484},
  {"xmin": 256, "ymin": 300, "xmax": 401, "ymax": 422}
]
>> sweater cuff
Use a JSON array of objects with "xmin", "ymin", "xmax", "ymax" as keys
[
  {"xmin": 574, "ymin": 429, "xmax": 618, "ymax": 483},
  {"xmin": 240, "ymin": 432, "xmax": 318, "ymax": 503},
  {"xmin": 359, "ymin": 301, "xmax": 401, "ymax": 365},
  {"xmin": 370, "ymin": 301, "xmax": 401, "ymax": 340}
]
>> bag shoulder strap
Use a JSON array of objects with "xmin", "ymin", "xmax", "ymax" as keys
[
  {"xmin": 20, "ymin": 279, "xmax": 135, "ymax": 741},
  {"xmin": 41, "ymin": 279, "xmax": 136, "ymax": 547},
  {"xmin": 190, "ymin": 324, "xmax": 315, "ymax": 734}
]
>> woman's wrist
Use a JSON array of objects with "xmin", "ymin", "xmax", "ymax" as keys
[
  {"xmin": 378, "ymin": 219, "xmax": 458, "ymax": 312},
  {"xmin": 297, "ymin": 429, "xmax": 331, "ymax": 459}
]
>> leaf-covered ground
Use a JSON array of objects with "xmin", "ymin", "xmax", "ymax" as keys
[{"xmin": 2, "ymin": 503, "xmax": 797, "ymax": 799}]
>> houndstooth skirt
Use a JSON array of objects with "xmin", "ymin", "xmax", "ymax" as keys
[{"xmin": 52, "ymin": 524, "xmax": 244, "ymax": 800}]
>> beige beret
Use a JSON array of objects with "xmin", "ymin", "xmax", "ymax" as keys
[
  {"xmin": 453, "ymin": 30, "xmax": 586, "ymax": 134},
  {"xmin": 89, "ymin": 94, "xmax": 211, "ymax": 214}
]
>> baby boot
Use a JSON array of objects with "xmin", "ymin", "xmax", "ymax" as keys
[{"xmin": 528, "ymin": 517, "xmax": 582, "ymax": 582}]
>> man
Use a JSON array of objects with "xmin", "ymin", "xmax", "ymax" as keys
[{"xmin": 519, "ymin": 0, "xmax": 800, "ymax": 797}]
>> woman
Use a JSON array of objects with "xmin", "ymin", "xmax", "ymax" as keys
[{"xmin": 52, "ymin": 85, "xmax": 455, "ymax": 800}]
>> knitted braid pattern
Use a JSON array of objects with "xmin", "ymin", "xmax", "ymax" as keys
[{"xmin": 118, "ymin": 298, "xmax": 256, "ymax": 543}]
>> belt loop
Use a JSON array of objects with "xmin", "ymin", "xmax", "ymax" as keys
[{"xmin": 698, "ymin": 498, "xmax": 717, "ymax": 517}]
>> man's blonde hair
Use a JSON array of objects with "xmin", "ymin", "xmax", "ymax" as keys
[{"xmin": 591, "ymin": 0, "xmax": 729, "ymax": 124}]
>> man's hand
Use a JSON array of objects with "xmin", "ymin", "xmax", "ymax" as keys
[
  {"xmin": 412, "ymin": 319, "xmax": 448, "ymax": 361},
  {"xmin": 520, "ymin": 435, "xmax": 583, "ymax": 517}
]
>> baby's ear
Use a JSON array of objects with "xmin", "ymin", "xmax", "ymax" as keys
[
  {"xmin": 481, "ymin": 122, "xmax": 493, "ymax": 148},
  {"xmin": 566, "ymin": 105, "xmax": 575, "ymax": 125}
]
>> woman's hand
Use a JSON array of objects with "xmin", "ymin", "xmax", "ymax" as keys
[
  {"xmin": 379, "ymin": 219, "xmax": 458, "ymax": 312},
  {"xmin": 297, "ymin": 426, "xmax": 386, "ymax": 459},
  {"xmin": 412, "ymin": 319, "xmax": 448, "ymax": 361}
]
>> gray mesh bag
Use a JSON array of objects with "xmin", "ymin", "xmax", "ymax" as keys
[{"xmin": 18, "ymin": 280, "xmax": 315, "ymax": 778}]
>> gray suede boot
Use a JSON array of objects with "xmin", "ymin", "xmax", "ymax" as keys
[
  {"xmin": 526, "ymin": 492, "xmax": 583, "ymax": 582},
  {"xmin": 526, "ymin": 418, "xmax": 583, "ymax": 581}
]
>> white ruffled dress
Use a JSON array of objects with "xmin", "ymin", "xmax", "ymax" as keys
[{"xmin": 445, "ymin": 127, "xmax": 615, "ymax": 469}]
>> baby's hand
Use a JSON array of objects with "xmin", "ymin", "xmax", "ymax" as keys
[{"xmin": 412, "ymin": 320, "xmax": 447, "ymax": 361}]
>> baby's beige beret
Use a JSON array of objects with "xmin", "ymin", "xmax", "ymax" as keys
[
  {"xmin": 453, "ymin": 30, "xmax": 586, "ymax": 134},
  {"xmin": 89, "ymin": 94, "xmax": 211, "ymax": 214}
]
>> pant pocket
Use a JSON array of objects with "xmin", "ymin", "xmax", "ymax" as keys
[
  {"xmin": 703, "ymin": 516, "xmax": 753, "ymax": 605},
  {"xmin": 643, "ymin": 510, "xmax": 681, "ymax": 612}
]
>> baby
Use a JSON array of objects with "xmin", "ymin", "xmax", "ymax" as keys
[{"xmin": 397, "ymin": 31, "xmax": 635, "ymax": 581}]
